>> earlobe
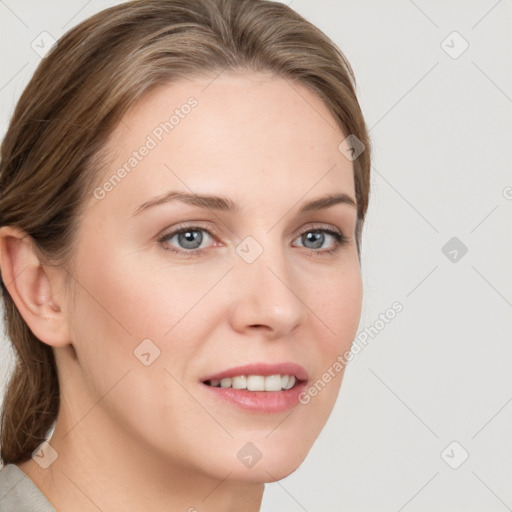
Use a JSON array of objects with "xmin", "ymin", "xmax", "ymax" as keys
[{"xmin": 0, "ymin": 225, "xmax": 71, "ymax": 347}]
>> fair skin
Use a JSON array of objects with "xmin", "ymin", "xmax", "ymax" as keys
[{"xmin": 0, "ymin": 71, "xmax": 362, "ymax": 511}]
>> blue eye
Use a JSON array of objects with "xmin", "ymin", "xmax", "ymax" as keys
[
  {"xmin": 158, "ymin": 225, "xmax": 348, "ymax": 257},
  {"xmin": 296, "ymin": 229, "xmax": 346, "ymax": 253},
  {"xmin": 160, "ymin": 227, "xmax": 214, "ymax": 252}
]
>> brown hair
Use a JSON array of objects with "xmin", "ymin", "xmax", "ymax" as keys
[{"xmin": 0, "ymin": 0, "xmax": 371, "ymax": 464}]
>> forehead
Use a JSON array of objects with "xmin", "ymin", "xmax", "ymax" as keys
[{"xmin": 90, "ymin": 71, "xmax": 355, "ymax": 213}]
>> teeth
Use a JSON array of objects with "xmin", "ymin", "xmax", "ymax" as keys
[
  {"xmin": 207, "ymin": 374, "xmax": 298, "ymax": 391},
  {"xmin": 247, "ymin": 375, "xmax": 265, "ymax": 391},
  {"xmin": 232, "ymin": 376, "xmax": 247, "ymax": 389},
  {"xmin": 264, "ymin": 374, "xmax": 282, "ymax": 391},
  {"xmin": 220, "ymin": 378, "xmax": 232, "ymax": 388},
  {"xmin": 283, "ymin": 376, "xmax": 295, "ymax": 390}
]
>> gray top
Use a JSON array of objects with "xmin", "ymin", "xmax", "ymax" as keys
[{"xmin": 0, "ymin": 463, "xmax": 56, "ymax": 511}]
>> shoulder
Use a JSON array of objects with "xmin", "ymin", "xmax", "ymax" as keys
[{"xmin": 0, "ymin": 462, "xmax": 56, "ymax": 512}]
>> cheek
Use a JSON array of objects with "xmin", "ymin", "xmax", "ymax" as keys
[
  {"xmin": 65, "ymin": 244, "xmax": 170, "ymax": 388},
  {"xmin": 309, "ymin": 262, "xmax": 363, "ymax": 355},
  {"xmin": 70, "ymin": 245, "xmax": 190, "ymax": 343},
  {"xmin": 67, "ymin": 244, "xmax": 230, "ymax": 384},
  {"xmin": 295, "ymin": 261, "xmax": 362, "ymax": 411}
]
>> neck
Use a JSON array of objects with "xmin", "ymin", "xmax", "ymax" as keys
[{"xmin": 18, "ymin": 407, "xmax": 264, "ymax": 512}]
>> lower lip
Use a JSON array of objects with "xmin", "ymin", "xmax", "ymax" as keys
[{"xmin": 201, "ymin": 381, "xmax": 307, "ymax": 413}]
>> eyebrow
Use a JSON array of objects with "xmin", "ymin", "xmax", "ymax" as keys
[{"xmin": 131, "ymin": 190, "xmax": 357, "ymax": 217}]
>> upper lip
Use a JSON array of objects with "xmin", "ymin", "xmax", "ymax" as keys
[{"xmin": 201, "ymin": 362, "xmax": 309, "ymax": 382}]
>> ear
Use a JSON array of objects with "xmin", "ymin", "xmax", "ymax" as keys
[{"xmin": 0, "ymin": 225, "xmax": 71, "ymax": 347}]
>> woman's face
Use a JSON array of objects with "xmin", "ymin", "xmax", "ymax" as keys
[{"xmin": 63, "ymin": 71, "xmax": 362, "ymax": 482}]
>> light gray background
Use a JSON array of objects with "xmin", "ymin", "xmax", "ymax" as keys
[{"xmin": 1, "ymin": 1, "xmax": 511, "ymax": 510}]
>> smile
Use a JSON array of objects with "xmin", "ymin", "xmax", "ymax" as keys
[{"xmin": 201, "ymin": 362, "xmax": 308, "ymax": 413}]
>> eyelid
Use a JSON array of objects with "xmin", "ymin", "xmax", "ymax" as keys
[
  {"xmin": 295, "ymin": 222, "xmax": 343, "ymax": 238},
  {"xmin": 159, "ymin": 221, "xmax": 221, "ymax": 239}
]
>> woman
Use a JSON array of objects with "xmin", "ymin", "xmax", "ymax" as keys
[{"xmin": 0, "ymin": 0, "xmax": 371, "ymax": 510}]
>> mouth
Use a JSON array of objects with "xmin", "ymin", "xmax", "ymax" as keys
[{"xmin": 200, "ymin": 362, "xmax": 308, "ymax": 413}]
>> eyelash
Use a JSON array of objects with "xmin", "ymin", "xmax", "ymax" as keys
[{"xmin": 158, "ymin": 223, "xmax": 349, "ymax": 258}]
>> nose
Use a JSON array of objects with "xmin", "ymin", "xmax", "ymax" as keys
[{"xmin": 227, "ymin": 239, "xmax": 308, "ymax": 339}]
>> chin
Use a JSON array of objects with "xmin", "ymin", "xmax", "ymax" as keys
[
  {"xmin": 222, "ymin": 455, "xmax": 308, "ymax": 484},
  {"xmin": 201, "ymin": 433, "xmax": 314, "ymax": 484}
]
